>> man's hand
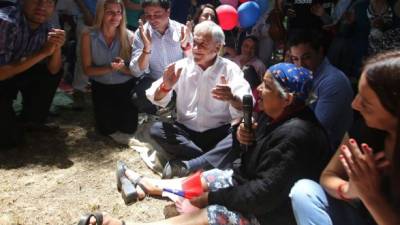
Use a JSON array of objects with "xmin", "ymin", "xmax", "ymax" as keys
[
  {"xmin": 211, "ymin": 75, "xmax": 234, "ymax": 102},
  {"xmin": 139, "ymin": 19, "xmax": 152, "ymax": 52},
  {"xmin": 180, "ymin": 21, "xmax": 192, "ymax": 49},
  {"xmin": 42, "ymin": 28, "xmax": 65, "ymax": 56},
  {"xmin": 111, "ymin": 57, "xmax": 125, "ymax": 71},
  {"xmin": 162, "ymin": 63, "xmax": 182, "ymax": 89},
  {"xmin": 48, "ymin": 28, "xmax": 66, "ymax": 50},
  {"xmin": 41, "ymin": 41, "xmax": 57, "ymax": 57}
]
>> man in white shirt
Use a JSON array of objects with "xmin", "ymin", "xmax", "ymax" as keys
[
  {"xmin": 146, "ymin": 21, "xmax": 252, "ymax": 178},
  {"xmin": 130, "ymin": 0, "xmax": 186, "ymax": 114}
]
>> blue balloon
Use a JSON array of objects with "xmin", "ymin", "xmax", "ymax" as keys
[
  {"xmin": 238, "ymin": 1, "xmax": 260, "ymax": 28},
  {"xmin": 254, "ymin": 0, "xmax": 268, "ymax": 14}
]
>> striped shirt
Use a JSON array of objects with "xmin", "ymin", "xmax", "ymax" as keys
[
  {"xmin": 0, "ymin": 5, "xmax": 50, "ymax": 66},
  {"xmin": 129, "ymin": 19, "xmax": 185, "ymax": 80}
]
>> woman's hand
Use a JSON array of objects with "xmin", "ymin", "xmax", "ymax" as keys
[
  {"xmin": 110, "ymin": 57, "xmax": 125, "ymax": 71},
  {"xmin": 236, "ymin": 122, "xmax": 257, "ymax": 146},
  {"xmin": 175, "ymin": 192, "xmax": 208, "ymax": 214},
  {"xmin": 175, "ymin": 198, "xmax": 201, "ymax": 214},
  {"xmin": 190, "ymin": 192, "xmax": 209, "ymax": 208},
  {"xmin": 339, "ymin": 139, "xmax": 384, "ymax": 201}
]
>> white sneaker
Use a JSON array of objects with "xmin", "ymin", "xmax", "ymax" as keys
[
  {"xmin": 140, "ymin": 149, "xmax": 163, "ymax": 176},
  {"xmin": 138, "ymin": 113, "xmax": 148, "ymax": 125}
]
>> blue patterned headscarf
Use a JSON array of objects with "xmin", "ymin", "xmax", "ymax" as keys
[{"xmin": 267, "ymin": 63, "xmax": 314, "ymax": 103}]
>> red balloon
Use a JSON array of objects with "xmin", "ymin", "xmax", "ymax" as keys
[
  {"xmin": 216, "ymin": 5, "xmax": 238, "ymax": 30},
  {"xmin": 239, "ymin": 0, "xmax": 250, "ymax": 2}
]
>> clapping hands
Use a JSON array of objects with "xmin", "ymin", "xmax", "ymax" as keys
[
  {"xmin": 110, "ymin": 57, "xmax": 125, "ymax": 71},
  {"xmin": 338, "ymin": 139, "xmax": 390, "ymax": 200},
  {"xmin": 180, "ymin": 21, "xmax": 193, "ymax": 49},
  {"xmin": 42, "ymin": 28, "xmax": 65, "ymax": 56},
  {"xmin": 138, "ymin": 19, "xmax": 152, "ymax": 52}
]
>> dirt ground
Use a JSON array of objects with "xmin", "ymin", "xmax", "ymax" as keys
[{"xmin": 0, "ymin": 98, "xmax": 171, "ymax": 225}]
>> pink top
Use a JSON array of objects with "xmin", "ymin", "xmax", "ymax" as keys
[{"xmin": 232, "ymin": 55, "xmax": 266, "ymax": 79}]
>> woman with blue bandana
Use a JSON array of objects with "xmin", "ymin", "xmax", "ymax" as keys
[{"xmin": 76, "ymin": 63, "xmax": 330, "ymax": 225}]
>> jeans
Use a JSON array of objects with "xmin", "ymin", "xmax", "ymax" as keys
[{"xmin": 289, "ymin": 179, "xmax": 375, "ymax": 225}]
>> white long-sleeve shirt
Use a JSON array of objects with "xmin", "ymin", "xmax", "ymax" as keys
[{"xmin": 146, "ymin": 56, "xmax": 252, "ymax": 132}]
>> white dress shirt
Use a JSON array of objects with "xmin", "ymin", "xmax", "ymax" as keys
[
  {"xmin": 130, "ymin": 19, "xmax": 185, "ymax": 80},
  {"xmin": 146, "ymin": 56, "xmax": 252, "ymax": 132}
]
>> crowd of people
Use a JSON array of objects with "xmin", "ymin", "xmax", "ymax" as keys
[{"xmin": 1, "ymin": 0, "xmax": 399, "ymax": 225}]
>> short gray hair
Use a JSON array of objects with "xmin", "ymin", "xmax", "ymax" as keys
[{"xmin": 194, "ymin": 21, "xmax": 225, "ymax": 45}]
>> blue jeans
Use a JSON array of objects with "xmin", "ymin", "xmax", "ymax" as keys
[{"xmin": 289, "ymin": 179, "xmax": 375, "ymax": 225}]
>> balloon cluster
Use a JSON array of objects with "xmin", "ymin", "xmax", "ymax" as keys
[{"xmin": 217, "ymin": 0, "xmax": 269, "ymax": 30}]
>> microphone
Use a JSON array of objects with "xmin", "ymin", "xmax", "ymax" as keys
[
  {"xmin": 242, "ymin": 94, "xmax": 253, "ymax": 130},
  {"xmin": 241, "ymin": 94, "xmax": 253, "ymax": 151}
]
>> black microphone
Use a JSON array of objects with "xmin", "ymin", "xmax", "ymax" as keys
[
  {"xmin": 242, "ymin": 94, "xmax": 253, "ymax": 130},
  {"xmin": 241, "ymin": 94, "xmax": 253, "ymax": 151}
]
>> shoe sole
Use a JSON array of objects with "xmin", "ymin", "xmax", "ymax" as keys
[{"xmin": 120, "ymin": 176, "xmax": 138, "ymax": 205}]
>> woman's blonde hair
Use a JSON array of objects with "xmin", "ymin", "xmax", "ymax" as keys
[{"xmin": 93, "ymin": 0, "xmax": 132, "ymax": 61}]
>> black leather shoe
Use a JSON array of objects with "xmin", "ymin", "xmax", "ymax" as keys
[{"xmin": 162, "ymin": 160, "xmax": 191, "ymax": 179}]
